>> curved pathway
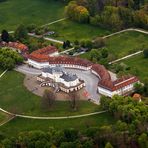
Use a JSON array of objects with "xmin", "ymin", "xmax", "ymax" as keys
[
  {"xmin": 0, "ymin": 107, "xmax": 107, "ymax": 120},
  {"xmin": 103, "ymin": 28, "xmax": 148, "ymax": 39}
]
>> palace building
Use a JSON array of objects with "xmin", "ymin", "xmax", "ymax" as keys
[
  {"xmin": 27, "ymin": 46, "xmax": 139, "ymax": 97},
  {"xmin": 37, "ymin": 66, "xmax": 85, "ymax": 93}
]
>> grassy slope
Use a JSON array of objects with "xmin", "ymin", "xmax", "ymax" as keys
[
  {"xmin": 48, "ymin": 20, "xmax": 112, "ymax": 41},
  {"xmin": 119, "ymin": 53, "xmax": 148, "ymax": 81},
  {"xmin": 0, "ymin": 70, "xmax": 100, "ymax": 116},
  {"xmin": 0, "ymin": 112, "xmax": 8, "ymax": 124},
  {"xmin": 79, "ymin": 31, "xmax": 148, "ymax": 61},
  {"xmin": 106, "ymin": 31, "xmax": 148, "ymax": 58},
  {"xmin": 0, "ymin": 112, "xmax": 115, "ymax": 137},
  {"xmin": 0, "ymin": 0, "xmax": 65, "ymax": 31}
]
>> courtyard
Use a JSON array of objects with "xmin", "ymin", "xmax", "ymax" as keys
[{"xmin": 16, "ymin": 64, "xmax": 100, "ymax": 102}]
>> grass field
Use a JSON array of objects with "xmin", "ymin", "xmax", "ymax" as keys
[
  {"xmin": 0, "ymin": 0, "xmax": 65, "ymax": 31},
  {"xmin": 106, "ymin": 31, "xmax": 148, "ymax": 58},
  {"xmin": 0, "ymin": 112, "xmax": 9, "ymax": 124},
  {"xmin": 48, "ymin": 20, "xmax": 112, "ymax": 41},
  {"xmin": 79, "ymin": 31, "xmax": 148, "ymax": 61},
  {"xmin": 0, "ymin": 70, "xmax": 100, "ymax": 116},
  {"xmin": 0, "ymin": 112, "xmax": 115, "ymax": 137},
  {"xmin": 118, "ymin": 53, "xmax": 148, "ymax": 81}
]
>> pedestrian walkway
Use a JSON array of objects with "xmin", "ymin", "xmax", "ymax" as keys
[
  {"xmin": 28, "ymin": 33, "xmax": 63, "ymax": 44},
  {"xmin": 0, "ymin": 69, "xmax": 7, "ymax": 78},
  {"xmin": 103, "ymin": 28, "xmax": 148, "ymax": 39},
  {"xmin": 0, "ymin": 107, "xmax": 107, "ymax": 120},
  {"xmin": 41, "ymin": 18, "xmax": 67, "ymax": 27},
  {"xmin": 109, "ymin": 50, "xmax": 143, "ymax": 64}
]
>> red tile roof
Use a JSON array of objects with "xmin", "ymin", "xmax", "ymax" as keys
[
  {"xmin": 28, "ymin": 47, "xmax": 139, "ymax": 92},
  {"xmin": 28, "ymin": 53, "xmax": 50, "ymax": 62},
  {"xmin": 0, "ymin": 41, "xmax": 28, "ymax": 52},
  {"xmin": 48, "ymin": 56, "xmax": 93, "ymax": 67},
  {"xmin": 31, "ymin": 46, "xmax": 58, "ymax": 55},
  {"xmin": 98, "ymin": 75, "xmax": 139, "ymax": 91}
]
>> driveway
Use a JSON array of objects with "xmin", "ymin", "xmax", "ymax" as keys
[
  {"xmin": 64, "ymin": 68, "xmax": 100, "ymax": 102},
  {"xmin": 15, "ymin": 64, "xmax": 42, "ymax": 75}
]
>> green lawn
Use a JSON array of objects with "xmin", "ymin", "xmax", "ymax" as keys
[
  {"xmin": 106, "ymin": 31, "xmax": 148, "ymax": 58},
  {"xmin": 79, "ymin": 31, "xmax": 148, "ymax": 61},
  {"xmin": 118, "ymin": 53, "xmax": 148, "ymax": 82},
  {"xmin": 0, "ymin": 70, "xmax": 100, "ymax": 116},
  {"xmin": 0, "ymin": 112, "xmax": 115, "ymax": 137},
  {"xmin": 0, "ymin": 112, "xmax": 8, "ymax": 124},
  {"xmin": 48, "ymin": 20, "xmax": 112, "ymax": 41},
  {"xmin": 0, "ymin": 0, "xmax": 65, "ymax": 31}
]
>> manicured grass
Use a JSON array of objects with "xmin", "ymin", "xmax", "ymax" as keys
[
  {"xmin": 79, "ymin": 52, "xmax": 91, "ymax": 59},
  {"xmin": 106, "ymin": 31, "xmax": 148, "ymax": 58},
  {"xmin": 0, "ymin": 70, "xmax": 100, "ymax": 116},
  {"xmin": 79, "ymin": 31, "xmax": 148, "ymax": 61},
  {"xmin": 118, "ymin": 53, "xmax": 148, "ymax": 82},
  {"xmin": 0, "ymin": 112, "xmax": 8, "ymax": 124},
  {"xmin": 0, "ymin": 112, "xmax": 115, "ymax": 137},
  {"xmin": 48, "ymin": 20, "xmax": 112, "ymax": 41},
  {"xmin": 0, "ymin": 0, "xmax": 65, "ymax": 31}
]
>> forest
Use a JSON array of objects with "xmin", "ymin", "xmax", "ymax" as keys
[{"xmin": 65, "ymin": 0, "xmax": 148, "ymax": 30}]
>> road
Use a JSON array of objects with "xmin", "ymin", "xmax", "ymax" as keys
[
  {"xmin": 15, "ymin": 64, "xmax": 41, "ymax": 75},
  {"xmin": 64, "ymin": 68, "xmax": 100, "ymax": 102}
]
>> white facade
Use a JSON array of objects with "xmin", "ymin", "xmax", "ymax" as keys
[
  {"xmin": 27, "ymin": 58, "xmax": 92, "ymax": 70},
  {"xmin": 60, "ymin": 77, "xmax": 79, "ymax": 87},
  {"xmin": 98, "ymin": 82, "xmax": 138, "ymax": 97},
  {"xmin": 42, "ymin": 70, "xmax": 80, "ymax": 88},
  {"xmin": 28, "ymin": 59, "xmax": 49, "ymax": 69},
  {"xmin": 49, "ymin": 64, "xmax": 91, "ymax": 71}
]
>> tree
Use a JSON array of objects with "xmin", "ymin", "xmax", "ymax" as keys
[
  {"xmin": 143, "ymin": 49, "xmax": 148, "ymax": 58},
  {"xmin": 14, "ymin": 24, "xmax": 28, "ymax": 41},
  {"xmin": 42, "ymin": 89, "xmax": 55, "ymax": 109},
  {"xmin": 134, "ymin": 83, "xmax": 143, "ymax": 94},
  {"xmin": 101, "ymin": 48, "xmax": 108, "ymax": 58},
  {"xmin": 138, "ymin": 133, "xmax": 148, "ymax": 148},
  {"xmin": 65, "ymin": 40, "xmax": 71, "ymax": 47},
  {"xmin": 65, "ymin": 1, "xmax": 90, "ymax": 23},
  {"xmin": 105, "ymin": 142, "xmax": 114, "ymax": 148},
  {"xmin": 27, "ymin": 24, "xmax": 37, "ymax": 33},
  {"xmin": 63, "ymin": 41, "xmax": 67, "ymax": 49},
  {"xmin": 69, "ymin": 91, "xmax": 79, "ymax": 110},
  {"xmin": 0, "ymin": 48, "xmax": 23, "ymax": 70},
  {"xmin": 96, "ymin": 0, "xmax": 105, "ymax": 12},
  {"xmin": 1, "ymin": 30, "xmax": 9, "ymax": 42},
  {"xmin": 93, "ymin": 37, "xmax": 106, "ymax": 48},
  {"xmin": 64, "ymin": 128, "xmax": 79, "ymax": 142},
  {"xmin": 100, "ymin": 96, "xmax": 111, "ymax": 109},
  {"xmin": 3, "ymin": 57, "xmax": 15, "ymax": 70}
]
